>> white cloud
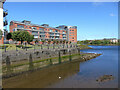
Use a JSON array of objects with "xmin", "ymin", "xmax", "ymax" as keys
[{"xmin": 110, "ymin": 13, "xmax": 116, "ymax": 16}]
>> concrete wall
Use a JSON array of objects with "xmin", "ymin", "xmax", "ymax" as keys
[{"xmin": 2, "ymin": 48, "xmax": 79, "ymax": 63}]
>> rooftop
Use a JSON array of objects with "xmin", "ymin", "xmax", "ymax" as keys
[{"xmin": 10, "ymin": 20, "xmax": 77, "ymax": 30}]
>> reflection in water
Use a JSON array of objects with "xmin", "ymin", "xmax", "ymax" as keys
[
  {"xmin": 3, "ymin": 46, "xmax": 118, "ymax": 88},
  {"xmin": 3, "ymin": 61, "xmax": 80, "ymax": 88}
]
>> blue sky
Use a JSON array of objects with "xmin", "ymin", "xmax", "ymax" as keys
[{"xmin": 4, "ymin": 2, "xmax": 118, "ymax": 40}]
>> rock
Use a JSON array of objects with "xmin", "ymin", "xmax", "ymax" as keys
[{"xmin": 96, "ymin": 75, "xmax": 114, "ymax": 82}]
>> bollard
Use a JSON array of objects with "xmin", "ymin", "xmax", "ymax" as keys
[
  {"xmin": 26, "ymin": 46, "xmax": 27, "ymax": 51},
  {"xmin": 6, "ymin": 56, "xmax": 12, "ymax": 73},
  {"xmin": 69, "ymin": 50, "xmax": 72, "ymax": 61},
  {"xmin": 48, "ymin": 45, "xmax": 49, "ymax": 49},
  {"xmin": 41, "ymin": 45, "xmax": 43, "ymax": 49},
  {"xmin": 53, "ymin": 45, "xmax": 55, "ymax": 49},
  {"xmin": 58, "ymin": 51, "xmax": 61, "ymax": 64},
  {"xmin": 16, "ymin": 45, "xmax": 18, "ymax": 51},
  {"xmin": 29, "ymin": 54, "xmax": 34, "ymax": 70},
  {"xmin": 49, "ymin": 59, "xmax": 52, "ymax": 65},
  {"xmin": 78, "ymin": 48, "xmax": 80, "ymax": 55},
  {"xmin": 34, "ymin": 45, "xmax": 35, "ymax": 51},
  {"xmin": 4, "ymin": 45, "xmax": 6, "ymax": 52}
]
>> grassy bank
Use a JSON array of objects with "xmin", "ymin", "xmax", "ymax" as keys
[{"xmin": 77, "ymin": 44, "xmax": 92, "ymax": 50}]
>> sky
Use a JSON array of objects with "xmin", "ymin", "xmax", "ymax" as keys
[{"xmin": 4, "ymin": 2, "xmax": 118, "ymax": 40}]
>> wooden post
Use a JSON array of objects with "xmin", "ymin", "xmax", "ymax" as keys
[
  {"xmin": 78, "ymin": 48, "xmax": 80, "ymax": 55},
  {"xmin": 25, "ymin": 45, "xmax": 27, "ymax": 51},
  {"xmin": 16, "ymin": 45, "xmax": 18, "ymax": 51},
  {"xmin": 6, "ymin": 56, "xmax": 11, "ymax": 73},
  {"xmin": 49, "ymin": 59, "xmax": 52, "ymax": 65},
  {"xmin": 4, "ymin": 45, "xmax": 6, "ymax": 52},
  {"xmin": 29, "ymin": 54, "xmax": 34, "ymax": 70},
  {"xmin": 48, "ymin": 45, "xmax": 49, "ymax": 49},
  {"xmin": 69, "ymin": 50, "xmax": 72, "ymax": 61},
  {"xmin": 53, "ymin": 45, "xmax": 55, "ymax": 49},
  {"xmin": 58, "ymin": 51, "xmax": 61, "ymax": 64},
  {"xmin": 34, "ymin": 45, "xmax": 35, "ymax": 51},
  {"xmin": 41, "ymin": 45, "xmax": 43, "ymax": 49}
]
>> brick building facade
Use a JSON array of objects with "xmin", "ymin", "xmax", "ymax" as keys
[{"xmin": 9, "ymin": 20, "xmax": 77, "ymax": 44}]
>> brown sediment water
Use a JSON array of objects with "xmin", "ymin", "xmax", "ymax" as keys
[
  {"xmin": 3, "ymin": 60, "xmax": 80, "ymax": 88},
  {"xmin": 2, "ymin": 46, "xmax": 118, "ymax": 88}
]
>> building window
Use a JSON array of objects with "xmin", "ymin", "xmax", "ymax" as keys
[
  {"xmin": 13, "ymin": 29, "xmax": 15, "ymax": 32},
  {"xmin": 40, "ymin": 28, "xmax": 44, "ymax": 31},
  {"xmin": 50, "ymin": 29, "xmax": 53, "ymax": 32},
  {"xmin": 32, "ymin": 31, "xmax": 38, "ymax": 34},
  {"xmin": 17, "ymin": 25, "xmax": 24, "ymax": 28},
  {"xmin": 32, "ymin": 27, "xmax": 37, "ymax": 30}
]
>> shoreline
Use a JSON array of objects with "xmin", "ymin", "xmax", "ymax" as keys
[
  {"xmin": 87, "ymin": 44, "xmax": 119, "ymax": 46},
  {"xmin": 2, "ymin": 46, "xmax": 101, "ymax": 79},
  {"xmin": 2, "ymin": 52, "xmax": 101, "ymax": 79}
]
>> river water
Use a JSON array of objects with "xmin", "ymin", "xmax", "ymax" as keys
[{"xmin": 3, "ymin": 46, "xmax": 118, "ymax": 88}]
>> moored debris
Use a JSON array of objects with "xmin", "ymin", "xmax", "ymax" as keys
[{"xmin": 96, "ymin": 75, "xmax": 114, "ymax": 82}]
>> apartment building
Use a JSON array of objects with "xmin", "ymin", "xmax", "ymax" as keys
[{"xmin": 9, "ymin": 20, "xmax": 77, "ymax": 44}]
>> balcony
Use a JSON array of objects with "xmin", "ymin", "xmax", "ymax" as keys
[
  {"xmin": 54, "ymin": 34, "xmax": 60, "ymax": 36},
  {"xmin": 32, "ymin": 33, "xmax": 38, "ymax": 35},
  {"xmin": 50, "ymin": 34, "xmax": 55, "ymax": 36},
  {"xmin": 17, "ymin": 27, "xmax": 24, "ymax": 30},
  {"xmin": 62, "ymin": 32, "xmax": 66, "ymax": 34},
  {"xmin": 54, "ymin": 32, "xmax": 60, "ymax": 34}
]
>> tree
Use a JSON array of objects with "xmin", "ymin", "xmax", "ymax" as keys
[
  {"xmin": 60, "ymin": 40, "xmax": 62, "ymax": 44},
  {"xmin": 66, "ymin": 41, "xmax": 68, "ymax": 44},
  {"xmin": 56, "ymin": 40, "xmax": 59, "ymax": 44},
  {"xmin": 35, "ymin": 39, "xmax": 39, "ymax": 44},
  {"xmin": 53, "ymin": 40, "xmax": 56, "ymax": 44},
  {"xmin": 26, "ymin": 35, "xmax": 34, "ymax": 44},
  {"xmin": 6, "ymin": 32, "xmax": 12, "ymax": 40},
  {"xmin": 11, "ymin": 31, "xmax": 34, "ymax": 44},
  {"xmin": 48, "ymin": 40, "xmax": 51, "ymax": 44},
  {"xmin": 63, "ymin": 40, "xmax": 66, "ymax": 44},
  {"xmin": 0, "ymin": 29, "xmax": 3, "ymax": 40},
  {"xmin": 41, "ymin": 40, "xmax": 45, "ymax": 44}
]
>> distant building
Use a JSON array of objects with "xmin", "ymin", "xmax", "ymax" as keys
[
  {"xmin": 9, "ymin": 20, "xmax": 77, "ymax": 44},
  {"xmin": 103, "ymin": 38, "xmax": 118, "ymax": 43}
]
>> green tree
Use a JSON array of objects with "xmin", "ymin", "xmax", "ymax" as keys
[
  {"xmin": 26, "ymin": 35, "xmax": 34, "ymax": 44},
  {"xmin": 48, "ymin": 40, "xmax": 51, "ymax": 44},
  {"xmin": 56, "ymin": 40, "xmax": 59, "ymax": 44},
  {"xmin": 6, "ymin": 32, "xmax": 12, "ymax": 40},
  {"xmin": 0, "ymin": 29, "xmax": 3, "ymax": 40},
  {"xmin": 12, "ymin": 31, "xmax": 33, "ymax": 44},
  {"xmin": 41, "ymin": 40, "xmax": 45, "ymax": 44},
  {"xmin": 35, "ymin": 39, "xmax": 39, "ymax": 44},
  {"xmin": 53, "ymin": 40, "xmax": 55, "ymax": 44},
  {"xmin": 63, "ymin": 40, "xmax": 66, "ymax": 44}
]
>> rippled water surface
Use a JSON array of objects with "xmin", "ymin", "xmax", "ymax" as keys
[{"xmin": 3, "ymin": 46, "xmax": 118, "ymax": 88}]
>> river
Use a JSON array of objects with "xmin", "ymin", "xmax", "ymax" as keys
[{"xmin": 3, "ymin": 46, "xmax": 118, "ymax": 88}]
